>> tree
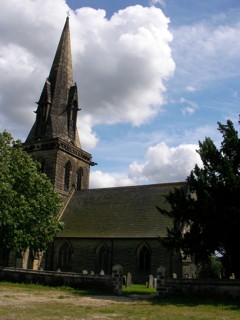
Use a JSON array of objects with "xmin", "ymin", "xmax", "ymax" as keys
[
  {"xmin": 0, "ymin": 130, "xmax": 63, "ymax": 259},
  {"xmin": 158, "ymin": 119, "xmax": 240, "ymax": 278}
]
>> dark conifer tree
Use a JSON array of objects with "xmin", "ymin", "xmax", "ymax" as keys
[{"xmin": 158, "ymin": 118, "xmax": 240, "ymax": 278}]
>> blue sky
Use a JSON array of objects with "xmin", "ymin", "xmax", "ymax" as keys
[{"xmin": 0, "ymin": 0, "xmax": 240, "ymax": 188}]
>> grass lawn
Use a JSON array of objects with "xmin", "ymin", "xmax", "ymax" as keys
[{"xmin": 0, "ymin": 282, "xmax": 239, "ymax": 320}]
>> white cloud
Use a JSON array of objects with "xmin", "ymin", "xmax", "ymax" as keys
[
  {"xmin": 179, "ymin": 97, "xmax": 198, "ymax": 116},
  {"xmin": 181, "ymin": 107, "xmax": 195, "ymax": 116},
  {"xmin": 75, "ymin": 5, "xmax": 175, "ymax": 128},
  {"xmin": 1, "ymin": 1, "xmax": 236, "ymax": 191},
  {"xmin": 0, "ymin": 0, "xmax": 69, "ymax": 139},
  {"xmin": 171, "ymin": 18, "xmax": 240, "ymax": 90},
  {"xmin": 90, "ymin": 141, "xmax": 203, "ymax": 188},
  {"xmin": 90, "ymin": 170, "xmax": 135, "ymax": 188},
  {"xmin": 128, "ymin": 142, "xmax": 202, "ymax": 183},
  {"xmin": 185, "ymin": 86, "xmax": 197, "ymax": 92},
  {"xmin": 77, "ymin": 114, "xmax": 98, "ymax": 149},
  {"xmin": 0, "ymin": 1, "xmax": 175, "ymax": 147},
  {"xmin": 150, "ymin": 0, "xmax": 165, "ymax": 7}
]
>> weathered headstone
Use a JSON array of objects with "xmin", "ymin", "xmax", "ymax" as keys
[
  {"xmin": 148, "ymin": 274, "xmax": 154, "ymax": 288},
  {"xmin": 126, "ymin": 272, "xmax": 132, "ymax": 287},
  {"xmin": 100, "ymin": 269, "xmax": 105, "ymax": 276},
  {"xmin": 32, "ymin": 259, "xmax": 39, "ymax": 271},
  {"xmin": 154, "ymin": 278, "xmax": 157, "ymax": 288}
]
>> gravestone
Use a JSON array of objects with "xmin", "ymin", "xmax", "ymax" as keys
[
  {"xmin": 157, "ymin": 266, "xmax": 166, "ymax": 287},
  {"xmin": 126, "ymin": 272, "xmax": 132, "ymax": 287},
  {"xmin": 154, "ymin": 278, "xmax": 157, "ymax": 288},
  {"xmin": 148, "ymin": 274, "xmax": 154, "ymax": 288},
  {"xmin": 32, "ymin": 259, "xmax": 39, "ymax": 271},
  {"xmin": 112, "ymin": 265, "xmax": 123, "ymax": 295}
]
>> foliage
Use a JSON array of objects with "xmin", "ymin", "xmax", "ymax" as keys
[
  {"xmin": 0, "ymin": 130, "xmax": 63, "ymax": 254},
  {"xmin": 158, "ymin": 119, "xmax": 240, "ymax": 277},
  {"xmin": 208, "ymin": 256, "xmax": 224, "ymax": 279}
]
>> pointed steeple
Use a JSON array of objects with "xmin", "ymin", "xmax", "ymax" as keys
[
  {"xmin": 26, "ymin": 17, "xmax": 81, "ymax": 147},
  {"xmin": 49, "ymin": 16, "xmax": 73, "ymax": 104},
  {"xmin": 23, "ymin": 17, "xmax": 93, "ymax": 194}
]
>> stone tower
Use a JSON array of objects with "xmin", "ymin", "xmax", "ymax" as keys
[{"xmin": 23, "ymin": 17, "xmax": 93, "ymax": 197}]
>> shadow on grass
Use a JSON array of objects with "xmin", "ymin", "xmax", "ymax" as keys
[
  {"xmin": 1, "ymin": 281, "xmax": 240, "ymax": 310},
  {"xmin": 150, "ymin": 294, "xmax": 240, "ymax": 310},
  {"xmin": 66, "ymin": 284, "xmax": 240, "ymax": 310},
  {"xmin": 121, "ymin": 284, "xmax": 240, "ymax": 310}
]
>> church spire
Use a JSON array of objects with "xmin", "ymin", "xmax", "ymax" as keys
[
  {"xmin": 26, "ymin": 17, "xmax": 81, "ymax": 147},
  {"xmin": 49, "ymin": 16, "xmax": 73, "ymax": 102}
]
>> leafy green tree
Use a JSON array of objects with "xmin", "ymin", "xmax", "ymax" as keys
[
  {"xmin": 0, "ymin": 130, "xmax": 63, "ymax": 257},
  {"xmin": 158, "ymin": 119, "xmax": 240, "ymax": 278}
]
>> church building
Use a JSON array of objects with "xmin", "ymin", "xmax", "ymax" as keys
[{"xmin": 23, "ymin": 17, "xmax": 186, "ymax": 283}]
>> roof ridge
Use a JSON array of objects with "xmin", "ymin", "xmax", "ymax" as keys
[{"xmin": 75, "ymin": 181, "xmax": 186, "ymax": 192}]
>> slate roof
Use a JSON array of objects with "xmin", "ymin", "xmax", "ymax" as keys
[{"xmin": 58, "ymin": 182, "xmax": 187, "ymax": 238}]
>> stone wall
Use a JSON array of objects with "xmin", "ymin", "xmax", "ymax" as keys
[
  {"xmin": 23, "ymin": 138, "xmax": 91, "ymax": 195},
  {"xmin": 157, "ymin": 278, "xmax": 240, "ymax": 298},
  {"xmin": 54, "ymin": 149, "xmax": 90, "ymax": 193},
  {"xmin": 0, "ymin": 266, "xmax": 123, "ymax": 294}
]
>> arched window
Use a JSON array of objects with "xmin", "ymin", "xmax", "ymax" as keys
[
  {"xmin": 137, "ymin": 243, "xmax": 151, "ymax": 271},
  {"xmin": 64, "ymin": 161, "xmax": 72, "ymax": 191},
  {"xmin": 58, "ymin": 241, "xmax": 72, "ymax": 271},
  {"xmin": 96, "ymin": 243, "xmax": 110, "ymax": 274},
  {"xmin": 76, "ymin": 167, "xmax": 83, "ymax": 190}
]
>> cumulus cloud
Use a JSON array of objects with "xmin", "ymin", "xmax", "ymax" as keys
[
  {"xmin": 0, "ymin": 1, "xmax": 175, "ymax": 148},
  {"xmin": 128, "ymin": 142, "xmax": 202, "ymax": 183},
  {"xmin": 78, "ymin": 114, "xmax": 99, "ymax": 149},
  {"xmin": 90, "ymin": 170, "xmax": 135, "ymax": 188},
  {"xmin": 75, "ymin": 5, "xmax": 175, "ymax": 128},
  {"xmin": 89, "ymin": 141, "xmax": 203, "ymax": 188},
  {"xmin": 0, "ymin": 0, "xmax": 69, "ymax": 139}
]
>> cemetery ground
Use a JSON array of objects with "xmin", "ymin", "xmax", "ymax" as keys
[{"xmin": 0, "ymin": 282, "xmax": 240, "ymax": 320}]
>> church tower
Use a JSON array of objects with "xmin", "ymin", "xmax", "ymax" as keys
[{"xmin": 23, "ymin": 17, "xmax": 92, "ymax": 196}]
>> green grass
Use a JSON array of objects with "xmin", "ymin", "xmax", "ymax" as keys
[
  {"xmin": 0, "ymin": 282, "xmax": 239, "ymax": 320},
  {"xmin": 123, "ymin": 284, "xmax": 156, "ymax": 295}
]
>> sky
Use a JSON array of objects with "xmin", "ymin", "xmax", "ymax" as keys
[{"xmin": 0, "ymin": 0, "xmax": 240, "ymax": 188}]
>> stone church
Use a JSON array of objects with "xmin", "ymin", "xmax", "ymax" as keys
[{"xmin": 22, "ymin": 17, "xmax": 186, "ymax": 283}]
